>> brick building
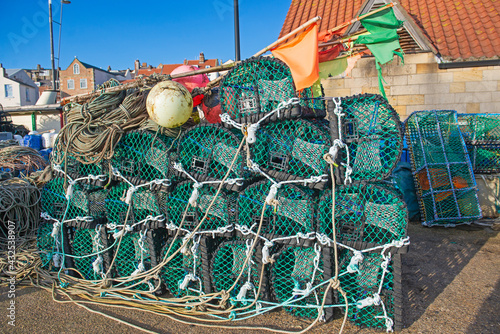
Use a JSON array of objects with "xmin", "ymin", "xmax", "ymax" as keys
[
  {"xmin": 59, "ymin": 58, "xmax": 127, "ymax": 98},
  {"xmin": 280, "ymin": 0, "xmax": 500, "ymax": 119},
  {"xmin": 134, "ymin": 53, "xmax": 221, "ymax": 81}
]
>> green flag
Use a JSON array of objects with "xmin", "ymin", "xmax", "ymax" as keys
[
  {"xmin": 319, "ymin": 57, "xmax": 348, "ymax": 79},
  {"xmin": 355, "ymin": 8, "xmax": 404, "ymax": 99}
]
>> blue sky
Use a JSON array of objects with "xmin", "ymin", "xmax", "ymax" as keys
[{"xmin": 0, "ymin": 0, "xmax": 290, "ymax": 71}]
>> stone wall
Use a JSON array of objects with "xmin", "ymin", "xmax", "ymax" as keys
[{"xmin": 321, "ymin": 52, "xmax": 500, "ymax": 120}]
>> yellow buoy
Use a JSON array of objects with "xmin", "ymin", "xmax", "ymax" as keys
[{"xmin": 146, "ymin": 81, "xmax": 193, "ymax": 128}]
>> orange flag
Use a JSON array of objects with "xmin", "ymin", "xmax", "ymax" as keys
[{"xmin": 271, "ymin": 23, "xmax": 319, "ymax": 91}]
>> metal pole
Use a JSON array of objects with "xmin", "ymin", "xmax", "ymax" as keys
[
  {"xmin": 48, "ymin": 0, "xmax": 56, "ymax": 91},
  {"xmin": 234, "ymin": 0, "xmax": 241, "ymax": 61}
]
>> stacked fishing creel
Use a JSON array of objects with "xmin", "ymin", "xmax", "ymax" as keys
[
  {"xmin": 457, "ymin": 113, "xmax": 500, "ymax": 174},
  {"xmin": 36, "ymin": 56, "xmax": 409, "ymax": 333},
  {"xmin": 405, "ymin": 110, "xmax": 482, "ymax": 226}
]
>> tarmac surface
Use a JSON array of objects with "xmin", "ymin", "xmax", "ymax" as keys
[{"xmin": 1, "ymin": 222, "xmax": 499, "ymax": 334}]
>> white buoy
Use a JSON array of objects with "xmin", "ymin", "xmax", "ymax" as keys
[{"xmin": 146, "ymin": 81, "xmax": 193, "ymax": 128}]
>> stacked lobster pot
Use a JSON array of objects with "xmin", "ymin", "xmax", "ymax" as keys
[
  {"xmin": 37, "ymin": 57, "xmax": 409, "ymax": 332},
  {"xmin": 405, "ymin": 110, "xmax": 482, "ymax": 226},
  {"xmin": 458, "ymin": 113, "xmax": 500, "ymax": 219}
]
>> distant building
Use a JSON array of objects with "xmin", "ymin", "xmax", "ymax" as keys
[
  {"xmin": 23, "ymin": 64, "xmax": 58, "ymax": 99},
  {"xmin": 59, "ymin": 58, "xmax": 129, "ymax": 98},
  {"xmin": 134, "ymin": 52, "xmax": 221, "ymax": 81},
  {"xmin": 0, "ymin": 64, "xmax": 39, "ymax": 107}
]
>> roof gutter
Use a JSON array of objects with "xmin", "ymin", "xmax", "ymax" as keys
[{"xmin": 438, "ymin": 59, "xmax": 500, "ymax": 69}]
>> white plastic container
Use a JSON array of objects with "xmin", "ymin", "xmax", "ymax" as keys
[{"xmin": 42, "ymin": 133, "xmax": 53, "ymax": 148}]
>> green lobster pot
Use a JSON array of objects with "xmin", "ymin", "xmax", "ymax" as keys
[
  {"xmin": 405, "ymin": 110, "xmax": 481, "ymax": 226},
  {"xmin": 237, "ymin": 180, "xmax": 316, "ymax": 242},
  {"xmin": 210, "ymin": 239, "xmax": 261, "ymax": 307},
  {"xmin": 105, "ymin": 182, "xmax": 166, "ymax": 230},
  {"xmin": 111, "ymin": 130, "xmax": 175, "ymax": 186},
  {"xmin": 271, "ymin": 245, "xmax": 326, "ymax": 319},
  {"xmin": 252, "ymin": 119, "xmax": 331, "ymax": 190},
  {"xmin": 327, "ymin": 94, "xmax": 402, "ymax": 184},
  {"xmin": 160, "ymin": 238, "xmax": 203, "ymax": 297},
  {"xmin": 220, "ymin": 57, "xmax": 325, "ymax": 125},
  {"xmin": 317, "ymin": 183, "xmax": 408, "ymax": 247},
  {"xmin": 41, "ymin": 177, "xmax": 107, "ymax": 226},
  {"xmin": 176, "ymin": 123, "xmax": 251, "ymax": 191},
  {"xmin": 337, "ymin": 250, "xmax": 403, "ymax": 332},
  {"xmin": 167, "ymin": 181, "xmax": 235, "ymax": 233}
]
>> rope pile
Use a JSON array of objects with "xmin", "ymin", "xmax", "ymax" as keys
[
  {"xmin": 0, "ymin": 146, "xmax": 49, "ymax": 177},
  {"xmin": 0, "ymin": 178, "xmax": 41, "ymax": 249},
  {"xmin": 6, "ymin": 58, "xmax": 409, "ymax": 333}
]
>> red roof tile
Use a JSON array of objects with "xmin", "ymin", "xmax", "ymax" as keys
[{"xmin": 279, "ymin": 0, "xmax": 500, "ymax": 60}]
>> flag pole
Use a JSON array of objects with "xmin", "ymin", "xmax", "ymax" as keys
[{"xmin": 253, "ymin": 16, "xmax": 322, "ymax": 57}]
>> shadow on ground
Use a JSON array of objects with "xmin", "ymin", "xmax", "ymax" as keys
[{"xmin": 402, "ymin": 222, "xmax": 499, "ymax": 329}]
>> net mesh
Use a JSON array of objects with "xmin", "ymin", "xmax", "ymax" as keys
[
  {"xmin": 160, "ymin": 238, "xmax": 203, "ymax": 297},
  {"xmin": 105, "ymin": 182, "xmax": 164, "ymax": 229},
  {"xmin": 252, "ymin": 119, "xmax": 331, "ymax": 188},
  {"xmin": 112, "ymin": 231, "xmax": 157, "ymax": 291},
  {"xmin": 111, "ymin": 130, "xmax": 174, "ymax": 184},
  {"xmin": 237, "ymin": 180, "xmax": 315, "ymax": 240},
  {"xmin": 271, "ymin": 245, "xmax": 325, "ymax": 319},
  {"xmin": 220, "ymin": 57, "xmax": 325, "ymax": 124},
  {"xmin": 458, "ymin": 113, "xmax": 500, "ymax": 174},
  {"xmin": 40, "ymin": 177, "xmax": 107, "ymax": 224},
  {"xmin": 329, "ymin": 94, "xmax": 402, "ymax": 183},
  {"xmin": 37, "ymin": 219, "xmax": 57, "ymax": 269},
  {"xmin": 211, "ymin": 239, "xmax": 260, "ymax": 306},
  {"xmin": 337, "ymin": 250, "xmax": 400, "ymax": 330},
  {"xmin": 318, "ymin": 183, "xmax": 408, "ymax": 246},
  {"xmin": 177, "ymin": 124, "xmax": 250, "ymax": 187},
  {"xmin": 168, "ymin": 181, "xmax": 235, "ymax": 232},
  {"xmin": 405, "ymin": 110, "xmax": 481, "ymax": 226},
  {"xmin": 68, "ymin": 225, "xmax": 109, "ymax": 280}
]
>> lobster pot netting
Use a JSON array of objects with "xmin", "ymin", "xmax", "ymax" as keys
[
  {"xmin": 111, "ymin": 230, "xmax": 160, "ymax": 292},
  {"xmin": 458, "ymin": 113, "xmax": 500, "ymax": 174},
  {"xmin": 405, "ymin": 110, "xmax": 481, "ymax": 226},
  {"xmin": 177, "ymin": 124, "xmax": 251, "ymax": 190},
  {"xmin": 168, "ymin": 181, "xmax": 235, "ymax": 232},
  {"xmin": 105, "ymin": 182, "xmax": 166, "ymax": 229},
  {"xmin": 252, "ymin": 119, "xmax": 331, "ymax": 189},
  {"xmin": 211, "ymin": 239, "xmax": 261, "ymax": 307},
  {"xmin": 111, "ymin": 130, "xmax": 175, "ymax": 185},
  {"xmin": 220, "ymin": 57, "xmax": 325, "ymax": 125},
  {"xmin": 329, "ymin": 94, "xmax": 402, "ymax": 184},
  {"xmin": 160, "ymin": 238, "xmax": 203, "ymax": 297},
  {"xmin": 37, "ymin": 219, "xmax": 59, "ymax": 269},
  {"xmin": 67, "ymin": 224, "xmax": 110, "ymax": 280},
  {"xmin": 41, "ymin": 177, "xmax": 107, "ymax": 225},
  {"xmin": 237, "ymin": 180, "xmax": 316, "ymax": 241},
  {"xmin": 51, "ymin": 141, "xmax": 109, "ymax": 184},
  {"xmin": 318, "ymin": 183, "xmax": 408, "ymax": 246},
  {"xmin": 271, "ymin": 245, "xmax": 327, "ymax": 319},
  {"xmin": 338, "ymin": 250, "xmax": 403, "ymax": 331}
]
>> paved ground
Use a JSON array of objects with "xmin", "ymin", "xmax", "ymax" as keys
[{"xmin": 1, "ymin": 222, "xmax": 499, "ymax": 334}]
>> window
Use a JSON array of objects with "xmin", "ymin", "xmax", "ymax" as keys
[
  {"xmin": 80, "ymin": 78, "xmax": 87, "ymax": 89},
  {"xmin": 73, "ymin": 63, "xmax": 80, "ymax": 74},
  {"xmin": 4, "ymin": 84, "xmax": 13, "ymax": 98},
  {"xmin": 25, "ymin": 88, "xmax": 30, "ymax": 102},
  {"xmin": 67, "ymin": 79, "xmax": 74, "ymax": 90}
]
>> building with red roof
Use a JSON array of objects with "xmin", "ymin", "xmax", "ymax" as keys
[
  {"xmin": 134, "ymin": 53, "xmax": 221, "ymax": 81},
  {"xmin": 280, "ymin": 0, "xmax": 500, "ymax": 118}
]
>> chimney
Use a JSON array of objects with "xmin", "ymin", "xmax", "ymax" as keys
[
  {"xmin": 199, "ymin": 52, "xmax": 205, "ymax": 63},
  {"xmin": 37, "ymin": 64, "xmax": 41, "ymax": 70},
  {"xmin": 107, "ymin": 65, "xmax": 112, "ymax": 71},
  {"xmin": 0, "ymin": 63, "xmax": 5, "ymax": 77},
  {"xmin": 184, "ymin": 58, "xmax": 188, "ymax": 65},
  {"xmin": 142, "ymin": 62, "xmax": 147, "ymax": 68},
  {"xmin": 134, "ymin": 59, "xmax": 140, "ymax": 73}
]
